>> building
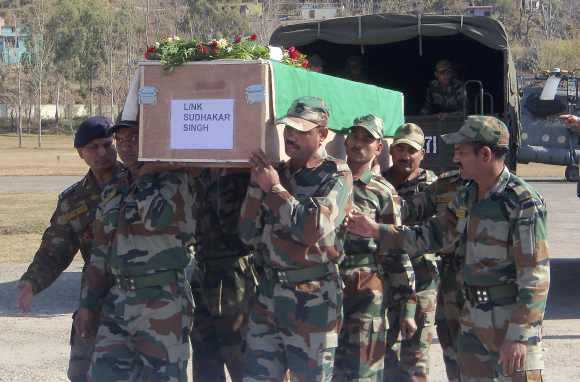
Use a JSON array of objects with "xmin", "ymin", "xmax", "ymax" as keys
[{"xmin": 0, "ymin": 18, "xmax": 28, "ymax": 65}]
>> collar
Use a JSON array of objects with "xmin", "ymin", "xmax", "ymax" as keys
[
  {"xmin": 355, "ymin": 169, "xmax": 373, "ymax": 185},
  {"xmin": 486, "ymin": 166, "xmax": 511, "ymax": 197}
]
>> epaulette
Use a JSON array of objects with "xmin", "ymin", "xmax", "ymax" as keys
[
  {"xmin": 505, "ymin": 175, "xmax": 534, "ymax": 204},
  {"xmin": 58, "ymin": 179, "xmax": 83, "ymax": 200},
  {"xmin": 372, "ymin": 174, "xmax": 396, "ymax": 192},
  {"xmin": 437, "ymin": 170, "xmax": 461, "ymax": 183}
]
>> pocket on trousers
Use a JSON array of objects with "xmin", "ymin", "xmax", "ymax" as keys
[{"xmin": 310, "ymin": 331, "xmax": 339, "ymax": 352}]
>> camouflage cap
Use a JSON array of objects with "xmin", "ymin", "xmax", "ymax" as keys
[
  {"xmin": 276, "ymin": 96, "xmax": 329, "ymax": 132},
  {"xmin": 350, "ymin": 114, "xmax": 384, "ymax": 139},
  {"xmin": 441, "ymin": 115, "xmax": 510, "ymax": 147},
  {"xmin": 392, "ymin": 123, "xmax": 425, "ymax": 151}
]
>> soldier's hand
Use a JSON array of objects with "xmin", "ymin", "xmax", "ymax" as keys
[
  {"xmin": 345, "ymin": 211, "xmax": 380, "ymax": 238},
  {"xmin": 400, "ymin": 316, "xmax": 418, "ymax": 339},
  {"xmin": 249, "ymin": 150, "xmax": 280, "ymax": 192},
  {"xmin": 16, "ymin": 281, "xmax": 34, "ymax": 313},
  {"xmin": 499, "ymin": 340, "xmax": 527, "ymax": 376},
  {"xmin": 559, "ymin": 114, "xmax": 580, "ymax": 127},
  {"xmin": 74, "ymin": 308, "xmax": 98, "ymax": 339}
]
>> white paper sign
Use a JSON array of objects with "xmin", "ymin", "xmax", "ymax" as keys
[{"xmin": 170, "ymin": 99, "xmax": 234, "ymax": 149}]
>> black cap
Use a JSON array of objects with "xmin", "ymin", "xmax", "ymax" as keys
[
  {"xmin": 111, "ymin": 111, "xmax": 139, "ymax": 132},
  {"xmin": 74, "ymin": 116, "xmax": 113, "ymax": 148}
]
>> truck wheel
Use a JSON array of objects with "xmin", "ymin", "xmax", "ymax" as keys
[{"xmin": 565, "ymin": 165, "xmax": 579, "ymax": 182}]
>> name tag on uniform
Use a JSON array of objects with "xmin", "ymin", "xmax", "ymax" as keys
[{"xmin": 64, "ymin": 203, "xmax": 89, "ymax": 222}]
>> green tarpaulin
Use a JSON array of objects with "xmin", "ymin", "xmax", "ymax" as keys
[{"xmin": 270, "ymin": 61, "xmax": 404, "ymax": 136}]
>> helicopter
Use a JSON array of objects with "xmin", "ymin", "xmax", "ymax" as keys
[{"xmin": 518, "ymin": 68, "xmax": 580, "ymax": 182}]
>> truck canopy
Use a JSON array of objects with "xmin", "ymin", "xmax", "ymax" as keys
[{"xmin": 270, "ymin": 14, "xmax": 520, "ymax": 128}]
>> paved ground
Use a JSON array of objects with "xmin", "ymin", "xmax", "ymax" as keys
[
  {"xmin": 0, "ymin": 179, "xmax": 579, "ymax": 381},
  {"xmin": 0, "ymin": 176, "xmax": 81, "ymax": 193}
]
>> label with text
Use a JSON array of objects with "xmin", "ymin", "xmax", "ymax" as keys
[{"xmin": 170, "ymin": 99, "xmax": 234, "ymax": 150}]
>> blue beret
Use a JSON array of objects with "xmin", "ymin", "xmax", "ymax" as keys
[{"xmin": 74, "ymin": 116, "xmax": 113, "ymax": 148}]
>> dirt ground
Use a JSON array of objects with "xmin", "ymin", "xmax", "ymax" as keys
[{"xmin": 0, "ymin": 179, "xmax": 579, "ymax": 381}]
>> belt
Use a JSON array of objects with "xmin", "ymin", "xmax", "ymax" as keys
[
  {"xmin": 199, "ymin": 254, "xmax": 252, "ymax": 268},
  {"xmin": 464, "ymin": 283, "xmax": 518, "ymax": 307},
  {"xmin": 113, "ymin": 270, "xmax": 179, "ymax": 292},
  {"xmin": 259, "ymin": 263, "xmax": 336, "ymax": 286},
  {"xmin": 341, "ymin": 253, "xmax": 377, "ymax": 268}
]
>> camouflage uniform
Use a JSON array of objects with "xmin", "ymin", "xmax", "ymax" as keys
[
  {"xmin": 19, "ymin": 165, "xmax": 123, "ymax": 382},
  {"xmin": 420, "ymin": 78, "xmax": 465, "ymax": 115},
  {"xmin": 239, "ymin": 147, "xmax": 353, "ymax": 382},
  {"xmin": 80, "ymin": 169, "xmax": 196, "ymax": 382},
  {"xmin": 383, "ymin": 167, "xmax": 439, "ymax": 380},
  {"xmin": 379, "ymin": 116, "xmax": 550, "ymax": 381},
  {"xmin": 402, "ymin": 170, "xmax": 466, "ymax": 382},
  {"xmin": 335, "ymin": 169, "xmax": 416, "ymax": 382},
  {"xmin": 190, "ymin": 168, "xmax": 256, "ymax": 382}
]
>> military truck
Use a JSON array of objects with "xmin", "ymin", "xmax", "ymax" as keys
[{"xmin": 270, "ymin": 14, "xmax": 521, "ymax": 174}]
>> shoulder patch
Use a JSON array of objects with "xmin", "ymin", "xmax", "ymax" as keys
[
  {"xmin": 63, "ymin": 202, "xmax": 89, "ymax": 222},
  {"xmin": 506, "ymin": 175, "xmax": 534, "ymax": 203}
]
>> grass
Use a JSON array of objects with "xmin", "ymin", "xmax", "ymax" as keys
[
  {"xmin": 0, "ymin": 133, "xmax": 88, "ymax": 176},
  {"xmin": 0, "ymin": 192, "xmax": 62, "ymax": 264}
]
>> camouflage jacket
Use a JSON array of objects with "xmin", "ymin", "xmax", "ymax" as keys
[
  {"xmin": 401, "ymin": 170, "xmax": 465, "ymax": 257},
  {"xmin": 381, "ymin": 167, "xmax": 550, "ymax": 343},
  {"xmin": 194, "ymin": 168, "xmax": 252, "ymax": 261},
  {"xmin": 343, "ymin": 170, "xmax": 416, "ymax": 318},
  {"xmin": 420, "ymin": 78, "xmax": 465, "ymax": 115},
  {"xmin": 20, "ymin": 164, "xmax": 124, "ymax": 295},
  {"xmin": 80, "ymin": 169, "xmax": 196, "ymax": 311},
  {"xmin": 383, "ymin": 167, "xmax": 438, "ymax": 263},
  {"xmin": 239, "ymin": 148, "xmax": 353, "ymax": 269}
]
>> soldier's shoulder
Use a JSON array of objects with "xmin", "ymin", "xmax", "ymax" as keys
[
  {"xmin": 436, "ymin": 170, "xmax": 461, "ymax": 184},
  {"xmin": 324, "ymin": 155, "xmax": 351, "ymax": 175},
  {"xmin": 58, "ymin": 178, "xmax": 85, "ymax": 201},
  {"xmin": 369, "ymin": 174, "xmax": 397, "ymax": 194},
  {"xmin": 424, "ymin": 168, "xmax": 438, "ymax": 182},
  {"xmin": 504, "ymin": 173, "xmax": 544, "ymax": 208}
]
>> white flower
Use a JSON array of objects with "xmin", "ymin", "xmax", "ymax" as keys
[{"xmin": 216, "ymin": 38, "xmax": 228, "ymax": 49}]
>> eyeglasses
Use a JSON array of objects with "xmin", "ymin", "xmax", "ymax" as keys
[{"xmin": 115, "ymin": 134, "xmax": 139, "ymax": 145}]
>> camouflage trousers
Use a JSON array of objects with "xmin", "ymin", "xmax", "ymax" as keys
[
  {"xmin": 385, "ymin": 257, "xmax": 439, "ymax": 381},
  {"xmin": 243, "ymin": 273, "xmax": 342, "ymax": 382},
  {"xmin": 457, "ymin": 300, "xmax": 544, "ymax": 382},
  {"xmin": 335, "ymin": 267, "xmax": 388, "ymax": 382},
  {"xmin": 435, "ymin": 261, "xmax": 464, "ymax": 382},
  {"xmin": 89, "ymin": 275, "xmax": 194, "ymax": 382},
  {"xmin": 190, "ymin": 256, "xmax": 256, "ymax": 382},
  {"xmin": 68, "ymin": 311, "xmax": 97, "ymax": 382}
]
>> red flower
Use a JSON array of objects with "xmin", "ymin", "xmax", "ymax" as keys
[
  {"xmin": 287, "ymin": 47, "xmax": 299, "ymax": 60},
  {"xmin": 301, "ymin": 59, "xmax": 309, "ymax": 68},
  {"xmin": 234, "ymin": 36, "xmax": 241, "ymax": 43},
  {"xmin": 144, "ymin": 46, "xmax": 156, "ymax": 59},
  {"xmin": 210, "ymin": 40, "xmax": 218, "ymax": 48},
  {"xmin": 197, "ymin": 44, "xmax": 209, "ymax": 55},
  {"xmin": 249, "ymin": 33, "xmax": 257, "ymax": 41}
]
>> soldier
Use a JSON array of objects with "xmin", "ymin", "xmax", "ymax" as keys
[
  {"xmin": 382, "ymin": 123, "xmax": 439, "ymax": 382},
  {"xmin": 402, "ymin": 170, "xmax": 467, "ymax": 382},
  {"xmin": 16, "ymin": 116, "xmax": 121, "ymax": 382},
  {"xmin": 349, "ymin": 115, "xmax": 550, "ymax": 381},
  {"xmin": 420, "ymin": 60, "xmax": 465, "ymax": 116},
  {"xmin": 190, "ymin": 168, "xmax": 256, "ymax": 382},
  {"xmin": 75, "ymin": 116, "xmax": 196, "ymax": 382},
  {"xmin": 239, "ymin": 96, "xmax": 353, "ymax": 381},
  {"xmin": 334, "ymin": 114, "xmax": 417, "ymax": 382}
]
